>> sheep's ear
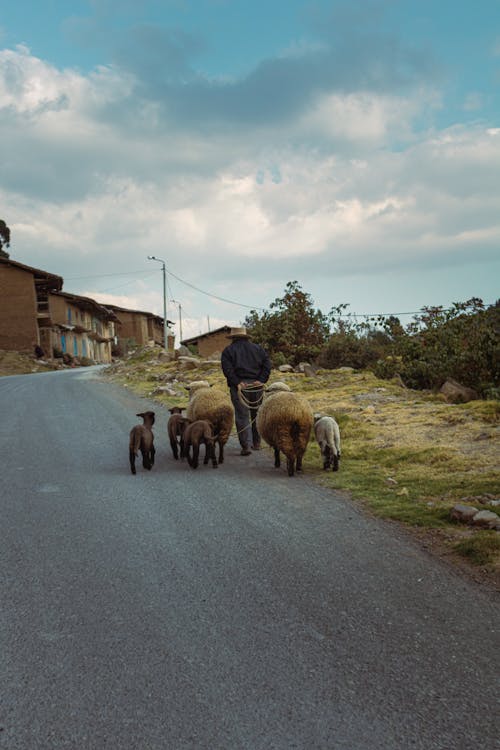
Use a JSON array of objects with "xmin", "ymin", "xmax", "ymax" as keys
[{"xmin": 136, "ymin": 412, "xmax": 145, "ymax": 418}]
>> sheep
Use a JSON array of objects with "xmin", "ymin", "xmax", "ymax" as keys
[
  {"xmin": 185, "ymin": 382, "xmax": 235, "ymax": 465},
  {"xmin": 167, "ymin": 406, "xmax": 190, "ymax": 460},
  {"xmin": 183, "ymin": 419, "xmax": 218, "ymax": 469},
  {"xmin": 256, "ymin": 383, "xmax": 314, "ymax": 477},
  {"xmin": 129, "ymin": 411, "xmax": 155, "ymax": 475},
  {"xmin": 313, "ymin": 413, "xmax": 341, "ymax": 472}
]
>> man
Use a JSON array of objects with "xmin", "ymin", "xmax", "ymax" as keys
[{"xmin": 221, "ymin": 328, "xmax": 271, "ymax": 456}]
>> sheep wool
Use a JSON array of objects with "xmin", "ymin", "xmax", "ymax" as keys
[
  {"xmin": 186, "ymin": 385, "xmax": 235, "ymax": 465},
  {"xmin": 257, "ymin": 390, "xmax": 313, "ymax": 477}
]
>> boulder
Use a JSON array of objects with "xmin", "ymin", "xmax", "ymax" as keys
[
  {"xmin": 175, "ymin": 345, "xmax": 192, "ymax": 358},
  {"xmin": 440, "ymin": 378, "xmax": 479, "ymax": 404},
  {"xmin": 471, "ymin": 510, "xmax": 500, "ymax": 530},
  {"xmin": 450, "ymin": 504, "xmax": 479, "ymax": 523},
  {"xmin": 278, "ymin": 364, "xmax": 294, "ymax": 373},
  {"xmin": 178, "ymin": 356, "xmax": 201, "ymax": 370}
]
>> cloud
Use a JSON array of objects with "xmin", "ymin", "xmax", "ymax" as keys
[{"xmin": 0, "ymin": 36, "xmax": 498, "ymax": 333}]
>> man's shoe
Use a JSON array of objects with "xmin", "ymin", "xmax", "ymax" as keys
[{"xmin": 240, "ymin": 448, "xmax": 251, "ymax": 456}]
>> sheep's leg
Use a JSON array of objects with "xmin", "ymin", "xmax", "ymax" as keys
[
  {"xmin": 218, "ymin": 439, "xmax": 224, "ymax": 465},
  {"xmin": 323, "ymin": 445, "xmax": 331, "ymax": 470},
  {"xmin": 191, "ymin": 443, "xmax": 199, "ymax": 469},
  {"xmin": 142, "ymin": 450, "xmax": 151, "ymax": 470},
  {"xmin": 286, "ymin": 456, "xmax": 295, "ymax": 476},
  {"xmin": 179, "ymin": 437, "xmax": 185, "ymax": 460},
  {"xmin": 274, "ymin": 447, "xmax": 281, "ymax": 468},
  {"xmin": 203, "ymin": 442, "xmax": 209, "ymax": 465},
  {"xmin": 296, "ymin": 453, "xmax": 304, "ymax": 472},
  {"xmin": 129, "ymin": 450, "xmax": 137, "ymax": 475},
  {"xmin": 332, "ymin": 453, "xmax": 339, "ymax": 472},
  {"xmin": 210, "ymin": 443, "xmax": 218, "ymax": 468},
  {"xmin": 150, "ymin": 445, "xmax": 155, "ymax": 468},
  {"xmin": 170, "ymin": 436, "xmax": 179, "ymax": 460}
]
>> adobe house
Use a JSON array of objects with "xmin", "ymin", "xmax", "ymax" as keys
[
  {"xmin": 48, "ymin": 291, "xmax": 117, "ymax": 364},
  {"xmin": 0, "ymin": 257, "xmax": 63, "ymax": 354},
  {"xmin": 181, "ymin": 326, "xmax": 241, "ymax": 358},
  {"xmin": 106, "ymin": 303, "xmax": 175, "ymax": 352}
]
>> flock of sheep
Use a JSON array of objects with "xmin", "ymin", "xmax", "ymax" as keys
[{"xmin": 129, "ymin": 380, "xmax": 341, "ymax": 477}]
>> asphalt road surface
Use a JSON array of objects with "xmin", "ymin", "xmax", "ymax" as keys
[{"xmin": 1, "ymin": 367, "xmax": 498, "ymax": 749}]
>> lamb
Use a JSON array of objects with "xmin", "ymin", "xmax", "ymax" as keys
[
  {"xmin": 185, "ymin": 382, "xmax": 235, "ymax": 465},
  {"xmin": 183, "ymin": 419, "xmax": 218, "ymax": 469},
  {"xmin": 256, "ymin": 382, "xmax": 314, "ymax": 477},
  {"xmin": 313, "ymin": 413, "xmax": 341, "ymax": 471},
  {"xmin": 167, "ymin": 406, "xmax": 190, "ymax": 460},
  {"xmin": 129, "ymin": 411, "xmax": 155, "ymax": 475}
]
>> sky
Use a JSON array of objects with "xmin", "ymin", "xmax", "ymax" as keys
[{"xmin": 1, "ymin": 0, "xmax": 499, "ymax": 342}]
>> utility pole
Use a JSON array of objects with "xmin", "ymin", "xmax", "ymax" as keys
[
  {"xmin": 171, "ymin": 299, "xmax": 183, "ymax": 342},
  {"xmin": 147, "ymin": 255, "xmax": 168, "ymax": 349}
]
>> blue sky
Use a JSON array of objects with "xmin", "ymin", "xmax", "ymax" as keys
[{"xmin": 1, "ymin": 0, "xmax": 499, "ymax": 339}]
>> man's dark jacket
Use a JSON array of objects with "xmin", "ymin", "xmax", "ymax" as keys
[{"xmin": 221, "ymin": 339, "xmax": 271, "ymax": 388}]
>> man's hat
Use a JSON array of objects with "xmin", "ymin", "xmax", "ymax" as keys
[{"xmin": 227, "ymin": 327, "xmax": 251, "ymax": 339}]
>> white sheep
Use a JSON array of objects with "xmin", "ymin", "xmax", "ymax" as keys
[
  {"xmin": 256, "ymin": 382, "xmax": 313, "ymax": 477},
  {"xmin": 313, "ymin": 413, "xmax": 341, "ymax": 471}
]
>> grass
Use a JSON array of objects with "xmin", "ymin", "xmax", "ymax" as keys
[
  {"xmin": 105, "ymin": 347, "xmax": 500, "ymax": 575},
  {"xmin": 3, "ymin": 346, "xmax": 498, "ymax": 577}
]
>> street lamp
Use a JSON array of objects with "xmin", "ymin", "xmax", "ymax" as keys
[{"xmin": 147, "ymin": 255, "xmax": 168, "ymax": 349}]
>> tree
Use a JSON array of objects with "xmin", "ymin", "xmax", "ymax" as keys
[
  {"xmin": 243, "ymin": 281, "xmax": 330, "ymax": 365},
  {"xmin": 0, "ymin": 220, "xmax": 10, "ymax": 259}
]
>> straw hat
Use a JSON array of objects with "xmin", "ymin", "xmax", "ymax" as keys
[{"xmin": 226, "ymin": 327, "xmax": 250, "ymax": 339}]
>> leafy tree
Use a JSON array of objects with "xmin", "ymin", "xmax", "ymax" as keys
[
  {"xmin": 243, "ymin": 281, "xmax": 331, "ymax": 365},
  {"xmin": 0, "ymin": 220, "xmax": 10, "ymax": 259}
]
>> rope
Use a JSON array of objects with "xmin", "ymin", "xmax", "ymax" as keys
[
  {"xmin": 233, "ymin": 383, "xmax": 265, "ymax": 438},
  {"xmin": 237, "ymin": 382, "xmax": 265, "ymax": 409}
]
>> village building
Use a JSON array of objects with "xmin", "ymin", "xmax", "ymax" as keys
[
  {"xmin": 0, "ymin": 257, "xmax": 63, "ymax": 354},
  {"xmin": 181, "ymin": 326, "xmax": 244, "ymax": 358},
  {"xmin": 1, "ymin": 257, "xmax": 115, "ymax": 363},
  {"xmin": 48, "ymin": 291, "xmax": 117, "ymax": 364},
  {"xmin": 105, "ymin": 304, "xmax": 175, "ymax": 352}
]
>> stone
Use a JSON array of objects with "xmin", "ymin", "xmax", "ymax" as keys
[
  {"xmin": 440, "ymin": 378, "xmax": 479, "ymax": 404},
  {"xmin": 471, "ymin": 510, "xmax": 500, "ymax": 530},
  {"xmin": 295, "ymin": 362, "xmax": 315, "ymax": 375},
  {"xmin": 157, "ymin": 351, "xmax": 175, "ymax": 363},
  {"xmin": 177, "ymin": 356, "xmax": 201, "ymax": 370},
  {"xmin": 175, "ymin": 345, "xmax": 191, "ymax": 358},
  {"xmin": 450, "ymin": 504, "xmax": 479, "ymax": 523},
  {"xmin": 278, "ymin": 364, "xmax": 294, "ymax": 373}
]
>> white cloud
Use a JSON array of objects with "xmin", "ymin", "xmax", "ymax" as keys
[{"xmin": 0, "ymin": 44, "xmax": 498, "ymax": 335}]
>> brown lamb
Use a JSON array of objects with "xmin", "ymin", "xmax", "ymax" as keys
[
  {"xmin": 129, "ymin": 411, "xmax": 155, "ymax": 475},
  {"xmin": 183, "ymin": 419, "xmax": 218, "ymax": 469},
  {"xmin": 167, "ymin": 406, "xmax": 190, "ymax": 460}
]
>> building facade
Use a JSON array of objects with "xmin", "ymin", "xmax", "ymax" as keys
[
  {"xmin": 106, "ymin": 304, "xmax": 175, "ymax": 352},
  {"xmin": 0, "ymin": 257, "xmax": 63, "ymax": 353},
  {"xmin": 181, "ymin": 326, "xmax": 239, "ymax": 358}
]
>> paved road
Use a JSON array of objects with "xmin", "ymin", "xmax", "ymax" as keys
[{"xmin": 1, "ymin": 367, "xmax": 498, "ymax": 749}]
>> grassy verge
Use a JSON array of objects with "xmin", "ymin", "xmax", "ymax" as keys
[
  {"xmin": 102, "ymin": 351, "xmax": 500, "ymax": 578},
  {"xmin": 7, "ymin": 347, "xmax": 496, "ymax": 579}
]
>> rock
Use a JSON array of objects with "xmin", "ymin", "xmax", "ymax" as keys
[
  {"xmin": 157, "ymin": 351, "xmax": 175, "ymax": 362},
  {"xmin": 471, "ymin": 510, "xmax": 500, "ymax": 530},
  {"xmin": 295, "ymin": 362, "xmax": 316, "ymax": 376},
  {"xmin": 175, "ymin": 345, "xmax": 191, "ymax": 358},
  {"xmin": 278, "ymin": 364, "xmax": 294, "ymax": 373},
  {"xmin": 440, "ymin": 378, "xmax": 479, "ymax": 404},
  {"xmin": 450, "ymin": 504, "xmax": 479, "ymax": 523},
  {"xmin": 177, "ymin": 356, "xmax": 201, "ymax": 370},
  {"xmin": 396, "ymin": 487, "xmax": 409, "ymax": 497},
  {"xmin": 335, "ymin": 367, "xmax": 355, "ymax": 373},
  {"xmin": 385, "ymin": 477, "xmax": 398, "ymax": 486}
]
